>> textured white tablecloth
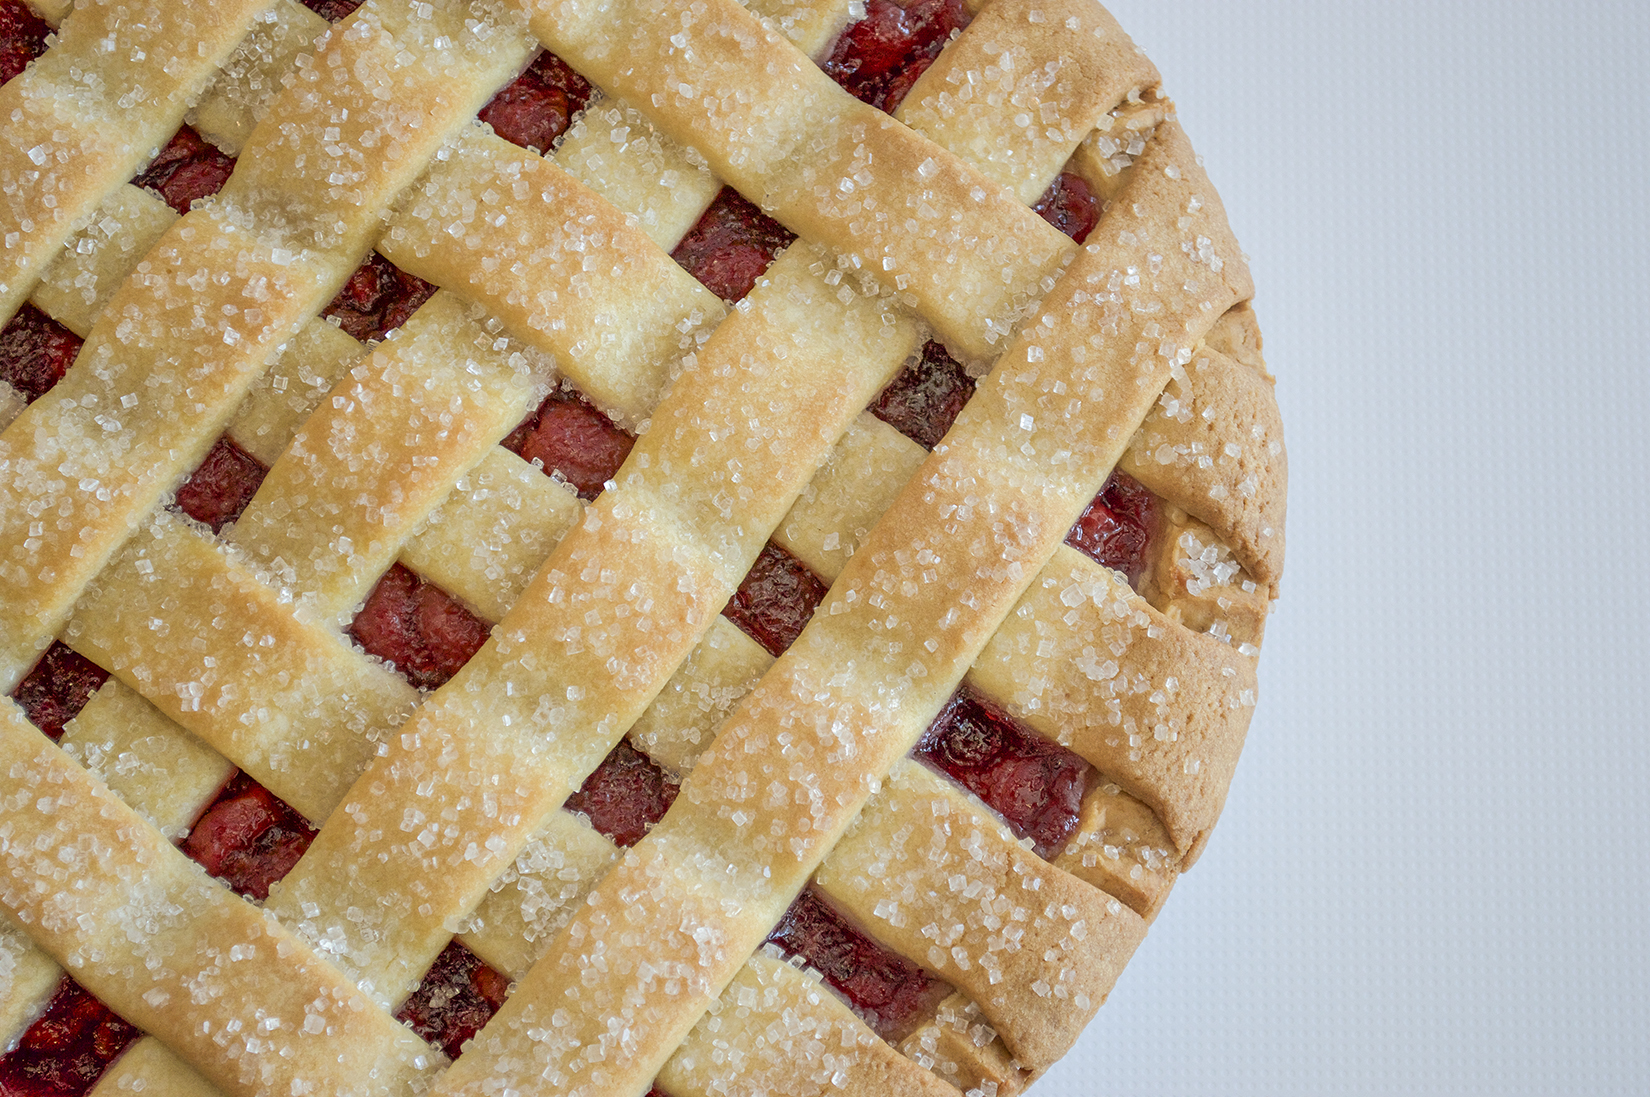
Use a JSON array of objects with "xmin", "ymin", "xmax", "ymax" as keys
[{"xmin": 1039, "ymin": 2, "xmax": 1650, "ymax": 1093}]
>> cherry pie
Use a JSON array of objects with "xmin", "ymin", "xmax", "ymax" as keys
[{"xmin": 0, "ymin": 0, "xmax": 1285, "ymax": 1092}]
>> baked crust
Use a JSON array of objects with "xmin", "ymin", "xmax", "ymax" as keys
[{"xmin": 0, "ymin": 0, "xmax": 1285, "ymax": 1092}]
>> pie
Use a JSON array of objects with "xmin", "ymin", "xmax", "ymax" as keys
[{"xmin": 0, "ymin": 0, "xmax": 1286, "ymax": 1092}]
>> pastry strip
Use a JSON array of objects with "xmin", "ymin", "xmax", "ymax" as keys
[{"xmin": 0, "ymin": 701, "xmax": 435, "ymax": 1097}]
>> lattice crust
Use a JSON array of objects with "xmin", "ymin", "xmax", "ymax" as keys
[{"xmin": 0, "ymin": 0, "xmax": 1285, "ymax": 1092}]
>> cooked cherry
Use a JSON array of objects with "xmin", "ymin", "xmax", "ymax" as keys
[
  {"xmin": 11, "ymin": 641, "xmax": 108, "ymax": 741},
  {"xmin": 766, "ymin": 887, "xmax": 950, "ymax": 1041},
  {"xmin": 322, "ymin": 252, "xmax": 438, "ymax": 343},
  {"xmin": 298, "ymin": 0, "xmax": 362, "ymax": 20},
  {"xmin": 670, "ymin": 187, "xmax": 796, "ymax": 304},
  {"xmin": 181, "ymin": 771, "xmax": 316, "ymax": 901},
  {"xmin": 823, "ymin": 0, "xmax": 970, "ymax": 114},
  {"xmin": 172, "ymin": 434, "xmax": 268, "ymax": 533},
  {"xmin": 1064, "ymin": 470, "xmax": 1158, "ymax": 587},
  {"xmin": 480, "ymin": 50, "xmax": 594, "ymax": 154},
  {"xmin": 349, "ymin": 563, "xmax": 490, "ymax": 691},
  {"xmin": 396, "ymin": 939, "xmax": 511, "ymax": 1059},
  {"xmin": 1032, "ymin": 171, "xmax": 1100, "ymax": 244},
  {"xmin": 914, "ymin": 690, "xmax": 1092, "ymax": 858},
  {"xmin": 564, "ymin": 738, "xmax": 679, "ymax": 848},
  {"xmin": 132, "ymin": 125, "xmax": 236, "ymax": 215},
  {"xmin": 0, "ymin": 0, "xmax": 49, "ymax": 88},
  {"xmin": 0, "ymin": 303, "xmax": 82, "ymax": 404},
  {"xmin": 502, "ymin": 389, "xmax": 634, "ymax": 500},
  {"xmin": 722, "ymin": 542, "xmax": 827, "ymax": 657},
  {"xmin": 869, "ymin": 339, "xmax": 975, "ymax": 449},
  {"xmin": 0, "ymin": 978, "xmax": 140, "ymax": 1096}
]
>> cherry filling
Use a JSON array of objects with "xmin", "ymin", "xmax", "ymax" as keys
[
  {"xmin": 480, "ymin": 50, "xmax": 594, "ymax": 155},
  {"xmin": 0, "ymin": 303, "xmax": 82, "ymax": 404},
  {"xmin": 564, "ymin": 738, "xmax": 679, "ymax": 848},
  {"xmin": 349, "ymin": 563, "xmax": 491, "ymax": 691},
  {"xmin": 131, "ymin": 125, "xmax": 236, "ymax": 216},
  {"xmin": 722, "ymin": 542, "xmax": 828, "ymax": 657},
  {"xmin": 870, "ymin": 339, "xmax": 975, "ymax": 450},
  {"xmin": 0, "ymin": 978, "xmax": 140, "ymax": 1097},
  {"xmin": 766, "ymin": 887, "xmax": 950, "ymax": 1042},
  {"xmin": 502, "ymin": 390, "xmax": 635, "ymax": 500},
  {"xmin": 1063, "ymin": 469, "xmax": 1159, "ymax": 588},
  {"xmin": 1033, "ymin": 171, "xmax": 1101, "ymax": 245},
  {"xmin": 180, "ymin": 771, "xmax": 317, "ymax": 902},
  {"xmin": 396, "ymin": 939, "xmax": 511, "ymax": 1060},
  {"xmin": 171, "ymin": 434, "xmax": 269, "ymax": 533},
  {"xmin": 0, "ymin": 0, "xmax": 48, "ymax": 88},
  {"xmin": 298, "ymin": 0, "xmax": 362, "ymax": 21},
  {"xmin": 670, "ymin": 187, "xmax": 797, "ymax": 304},
  {"xmin": 322, "ymin": 252, "xmax": 438, "ymax": 344},
  {"xmin": 914, "ymin": 689, "xmax": 1093, "ymax": 859},
  {"xmin": 10, "ymin": 642, "xmax": 109, "ymax": 741},
  {"xmin": 823, "ymin": 0, "xmax": 971, "ymax": 114}
]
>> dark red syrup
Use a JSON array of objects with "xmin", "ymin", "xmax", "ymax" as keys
[
  {"xmin": 0, "ymin": 0, "xmax": 49, "ymax": 88},
  {"xmin": 172, "ymin": 435, "xmax": 269, "ymax": 532},
  {"xmin": 298, "ymin": 0, "xmax": 362, "ymax": 21},
  {"xmin": 766, "ymin": 887, "xmax": 950, "ymax": 1041},
  {"xmin": 395, "ymin": 939, "xmax": 511, "ymax": 1060},
  {"xmin": 722, "ymin": 542, "xmax": 827, "ymax": 657},
  {"xmin": 914, "ymin": 689, "xmax": 1092, "ymax": 858},
  {"xmin": 869, "ymin": 339, "xmax": 975, "ymax": 450},
  {"xmin": 0, "ymin": 303, "xmax": 81, "ymax": 404},
  {"xmin": 564, "ymin": 738, "xmax": 679, "ymax": 848},
  {"xmin": 322, "ymin": 252, "xmax": 438, "ymax": 344},
  {"xmin": 349, "ymin": 563, "xmax": 490, "ymax": 691},
  {"xmin": 180, "ymin": 771, "xmax": 317, "ymax": 902},
  {"xmin": 669, "ymin": 187, "xmax": 796, "ymax": 304},
  {"xmin": 823, "ymin": 0, "xmax": 970, "ymax": 114},
  {"xmin": 132, "ymin": 125, "xmax": 236, "ymax": 215},
  {"xmin": 1032, "ymin": 171, "xmax": 1100, "ymax": 244},
  {"xmin": 502, "ymin": 390, "xmax": 634, "ymax": 500},
  {"xmin": 0, "ymin": 978, "xmax": 140, "ymax": 1097},
  {"xmin": 480, "ymin": 50, "xmax": 594, "ymax": 154},
  {"xmin": 10, "ymin": 642, "xmax": 108, "ymax": 741},
  {"xmin": 1063, "ymin": 470, "xmax": 1158, "ymax": 588}
]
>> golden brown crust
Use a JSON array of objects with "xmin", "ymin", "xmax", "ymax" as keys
[
  {"xmin": 0, "ymin": 0, "xmax": 1280, "ymax": 1091},
  {"xmin": 0, "ymin": 702, "xmax": 433, "ymax": 1097},
  {"xmin": 816, "ymin": 761, "xmax": 1146, "ymax": 1072}
]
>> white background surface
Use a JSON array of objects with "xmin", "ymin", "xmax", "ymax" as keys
[{"xmin": 1041, "ymin": 2, "xmax": 1650, "ymax": 1093}]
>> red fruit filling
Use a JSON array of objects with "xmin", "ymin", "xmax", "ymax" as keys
[
  {"xmin": 914, "ymin": 689, "xmax": 1092, "ymax": 859},
  {"xmin": 1063, "ymin": 469, "xmax": 1158, "ymax": 588},
  {"xmin": 11, "ymin": 641, "xmax": 109, "ymax": 741},
  {"xmin": 180, "ymin": 771, "xmax": 316, "ymax": 901},
  {"xmin": 350, "ymin": 563, "xmax": 490, "ymax": 691},
  {"xmin": 502, "ymin": 389, "xmax": 634, "ymax": 500},
  {"xmin": 298, "ymin": 0, "xmax": 362, "ymax": 21},
  {"xmin": 766, "ymin": 887, "xmax": 950, "ymax": 1042},
  {"xmin": 564, "ymin": 738, "xmax": 679, "ymax": 848},
  {"xmin": 0, "ymin": 302, "xmax": 82, "ymax": 404},
  {"xmin": 1032, "ymin": 170, "xmax": 1100, "ymax": 244},
  {"xmin": 869, "ymin": 339, "xmax": 975, "ymax": 450},
  {"xmin": 131, "ymin": 125, "xmax": 236, "ymax": 216},
  {"xmin": 395, "ymin": 939, "xmax": 511, "ymax": 1060},
  {"xmin": 0, "ymin": 978, "xmax": 140, "ymax": 1097},
  {"xmin": 0, "ymin": 0, "xmax": 48, "ymax": 88},
  {"xmin": 172, "ymin": 434, "xmax": 269, "ymax": 533},
  {"xmin": 480, "ymin": 50, "xmax": 594, "ymax": 154},
  {"xmin": 823, "ymin": 0, "xmax": 970, "ymax": 114},
  {"xmin": 322, "ymin": 251, "xmax": 438, "ymax": 344},
  {"xmin": 669, "ymin": 187, "xmax": 796, "ymax": 304},
  {"xmin": 722, "ymin": 542, "xmax": 827, "ymax": 657}
]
